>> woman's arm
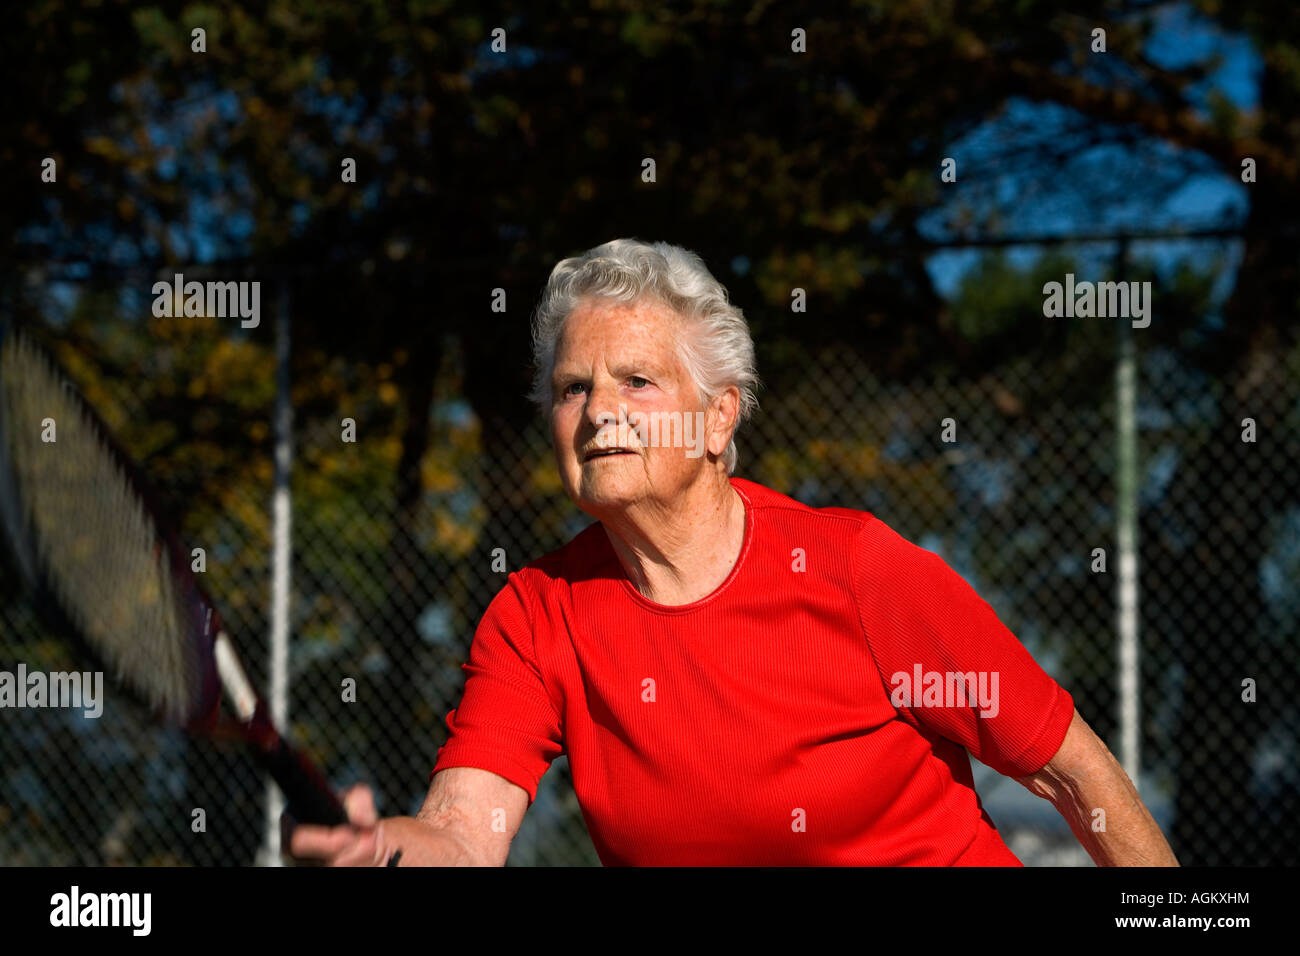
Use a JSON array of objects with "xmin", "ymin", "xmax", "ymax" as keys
[
  {"xmin": 1014, "ymin": 708, "xmax": 1179, "ymax": 866},
  {"xmin": 287, "ymin": 767, "xmax": 529, "ymax": 866}
]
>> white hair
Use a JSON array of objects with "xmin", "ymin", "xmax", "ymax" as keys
[{"xmin": 529, "ymin": 238, "xmax": 760, "ymax": 473}]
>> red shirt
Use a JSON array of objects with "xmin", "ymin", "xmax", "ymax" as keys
[{"xmin": 432, "ymin": 477, "xmax": 1074, "ymax": 865}]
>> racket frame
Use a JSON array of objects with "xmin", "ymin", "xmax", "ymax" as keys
[{"xmin": 0, "ymin": 322, "xmax": 348, "ymax": 829}]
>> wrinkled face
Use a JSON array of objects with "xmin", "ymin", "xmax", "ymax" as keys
[{"xmin": 549, "ymin": 296, "xmax": 723, "ymax": 517}]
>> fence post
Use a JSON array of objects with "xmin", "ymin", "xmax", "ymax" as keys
[
  {"xmin": 259, "ymin": 278, "xmax": 294, "ymax": 864},
  {"xmin": 1114, "ymin": 237, "xmax": 1141, "ymax": 790}
]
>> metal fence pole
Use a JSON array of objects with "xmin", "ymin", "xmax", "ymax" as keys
[
  {"xmin": 259, "ymin": 280, "xmax": 293, "ymax": 864},
  {"xmin": 1114, "ymin": 238, "xmax": 1141, "ymax": 789}
]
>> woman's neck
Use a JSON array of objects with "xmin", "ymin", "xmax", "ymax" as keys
[{"xmin": 600, "ymin": 476, "xmax": 747, "ymax": 606}]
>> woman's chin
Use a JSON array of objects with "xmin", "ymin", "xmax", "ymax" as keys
[{"xmin": 573, "ymin": 473, "xmax": 643, "ymax": 514}]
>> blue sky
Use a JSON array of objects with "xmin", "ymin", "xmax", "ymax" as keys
[{"xmin": 924, "ymin": 3, "xmax": 1261, "ymax": 302}]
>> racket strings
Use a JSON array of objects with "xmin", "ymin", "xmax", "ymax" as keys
[{"xmin": 0, "ymin": 332, "xmax": 204, "ymax": 722}]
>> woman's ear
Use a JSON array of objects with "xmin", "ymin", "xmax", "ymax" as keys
[{"xmin": 708, "ymin": 386, "xmax": 741, "ymax": 458}]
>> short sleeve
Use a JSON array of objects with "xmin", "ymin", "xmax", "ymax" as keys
[
  {"xmin": 430, "ymin": 573, "xmax": 564, "ymax": 804},
  {"xmin": 853, "ymin": 517, "xmax": 1075, "ymax": 778}
]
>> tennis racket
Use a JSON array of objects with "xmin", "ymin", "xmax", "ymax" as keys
[{"xmin": 0, "ymin": 322, "xmax": 370, "ymax": 851}]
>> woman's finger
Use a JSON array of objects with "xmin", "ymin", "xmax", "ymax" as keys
[
  {"xmin": 288, "ymin": 820, "xmax": 361, "ymax": 860},
  {"xmin": 342, "ymin": 783, "xmax": 379, "ymax": 827},
  {"xmin": 329, "ymin": 827, "xmax": 383, "ymax": 867}
]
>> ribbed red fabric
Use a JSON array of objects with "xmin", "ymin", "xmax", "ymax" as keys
[{"xmin": 432, "ymin": 477, "xmax": 1075, "ymax": 865}]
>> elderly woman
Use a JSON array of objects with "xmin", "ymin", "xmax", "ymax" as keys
[{"xmin": 290, "ymin": 239, "xmax": 1178, "ymax": 866}]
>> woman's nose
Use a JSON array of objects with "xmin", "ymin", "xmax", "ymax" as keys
[{"xmin": 584, "ymin": 380, "xmax": 623, "ymax": 429}]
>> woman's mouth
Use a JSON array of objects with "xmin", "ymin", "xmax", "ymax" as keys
[{"xmin": 583, "ymin": 448, "xmax": 636, "ymax": 462}]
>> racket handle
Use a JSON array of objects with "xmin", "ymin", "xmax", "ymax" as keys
[
  {"xmin": 247, "ymin": 704, "xmax": 405, "ymax": 863},
  {"xmin": 259, "ymin": 734, "xmax": 350, "ymax": 826},
  {"xmin": 266, "ymin": 739, "xmax": 404, "ymax": 865}
]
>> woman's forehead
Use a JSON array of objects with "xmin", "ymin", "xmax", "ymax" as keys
[
  {"xmin": 556, "ymin": 299, "xmax": 685, "ymax": 360},
  {"xmin": 553, "ymin": 346, "xmax": 678, "ymax": 379},
  {"xmin": 567, "ymin": 295, "xmax": 680, "ymax": 331}
]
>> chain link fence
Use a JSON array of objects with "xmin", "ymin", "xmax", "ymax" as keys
[{"xmin": 2, "ymin": 322, "xmax": 1297, "ymax": 866}]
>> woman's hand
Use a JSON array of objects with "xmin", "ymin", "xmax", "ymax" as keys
[
  {"xmin": 283, "ymin": 783, "xmax": 404, "ymax": 866},
  {"xmin": 283, "ymin": 769, "xmax": 529, "ymax": 866}
]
